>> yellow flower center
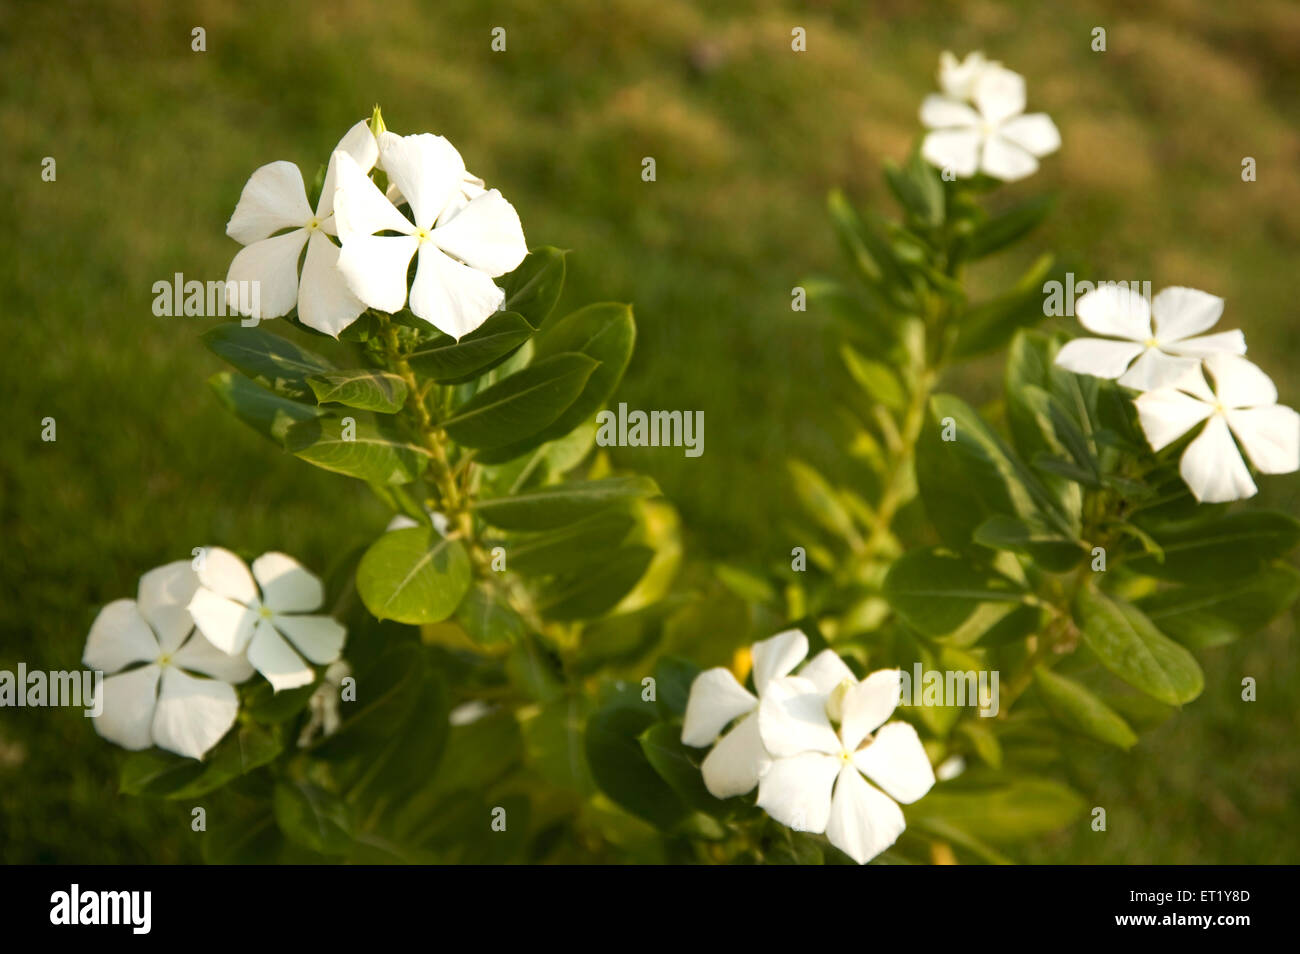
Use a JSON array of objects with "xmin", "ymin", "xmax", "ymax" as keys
[{"xmin": 258, "ymin": 605, "xmax": 274, "ymax": 619}]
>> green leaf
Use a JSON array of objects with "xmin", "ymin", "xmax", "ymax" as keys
[
  {"xmin": 473, "ymin": 476, "xmax": 660, "ymax": 531},
  {"xmin": 1032, "ymin": 666, "xmax": 1138, "ymax": 749},
  {"xmin": 500, "ymin": 246, "xmax": 567, "ymax": 327},
  {"xmin": 454, "ymin": 580, "xmax": 525, "ymax": 646},
  {"xmin": 883, "ymin": 152, "xmax": 944, "ymax": 228},
  {"xmin": 951, "ymin": 253, "xmax": 1055, "ymax": 358},
  {"xmin": 356, "ymin": 527, "xmax": 472, "ymax": 624},
  {"xmin": 203, "ymin": 324, "xmax": 335, "ymax": 399},
  {"xmin": 504, "ymin": 511, "xmax": 637, "ymax": 577},
  {"xmin": 273, "ymin": 780, "xmax": 353, "ymax": 856},
  {"xmin": 1138, "ymin": 563, "xmax": 1300, "ymax": 650},
  {"xmin": 535, "ymin": 545, "xmax": 655, "ymax": 620},
  {"xmin": 307, "ymin": 369, "xmax": 408, "ymax": 413},
  {"xmin": 958, "ymin": 194, "xmax": 1056, "ymax": 261},
  {"xmin": 788, "ymin": 459, "xmax": 859, "ymax": 543},
  {"xmin": 1132, "ymin": 511, "xmax": 1300, "ymax": 584},
  {"xmin": 841, "ymin": 343, "xmax": 906, "ymax": 412},
  {"xmin": 286, "ymin": 415, "xmax": 429, "ymax": 484},
  {"xmin": 520, "ymin": 695, "xmax": 594, "ymax": 793},
  {"xmin": 585, "ymin": 695, "xmax": 690, "ymax": 830},
  {"xmin": 639, "ymin": 721, "xmax": 721, "ymax": 814},
  {"xmin": 119, "ymin": 722, "xmax": 283, "ymax": 799},
  {"xmin": 652, "ymin": 656, "xmax": 701, "ymax": 719},
  {"xmin": 1074, "ymin": 583, "xmax": 1204, "ymax": 706},
  {"xmin": 406, "ymin": 311, "xmax": 536, "ymax": 383},
  {"xmin": 827, "ymin": 188, "xmax": 911, "ymax": 305},
  {"xmin": 479, "ymin": 303, "xmax": 636, "ymax": 464},
  {"xmin": 442, "ymin": 352, "xmax": 598, "ymax": 451},
  {"xmin": 208, "ymin": 371, "xmax": 323, "ymax": 445},
  {"xmin": 915, "ymin": 393, "xmax": 1068, "ymax": 548},
  {"xmin": 883, "ymin": 547, "xmax": 1027, "ymax": 636},
  {"xmin": 974, "ymin": 514, "xmax": 1086, "ymax": 572},
  {"xmin": 907, "ymin": 777, "xmax": 1085, "ymax": 843}
]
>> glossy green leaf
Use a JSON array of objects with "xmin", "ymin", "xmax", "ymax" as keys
[
  {"xmin": 209, "ymin": 371, "xmax": 323, "ymax": 445},
  {"xmin": 1132, "ymin": 511, "xmax": 1300, "ymax": 584},
  {"xmin": 504, "ymin": 511, "xmax": 637, "ymax": 577},
  {"xmin": 355, "ymin": 527, "xmax": 471, "ymax": 624},
  {"xmin": 442, "ymin": 352, "xmax": 598, "ymax": 451},
  {"xmin": 1138, "ymin": 563, "xmax": 1300, "ymax": 650},
  {"xmin": 406, "ymin": 311, "xmax": 536, "ymax": 383},
  {"xmin": 958, "ymin": 194, "xmax": 1055, "ymax": 261},
  {"xmin": 1033, "ymin": 666, "xmax": 1138, "ymax": 749},
  {"xmin": 500, "ymin": 246, "xmax": 567, "ymax": 327},
  {"xmin": 883, "ymin": 546, "xmax": 1027, "ymax": 636},
  {"xmin": 535, "ymin": 545, "xmax": 655, "ymax": 620},
  {"xmin": 473, "ymin": 476, "xmax": 659, "ymax": 531},
  {"xmin": 307, "ymin": 369, "xmax": 407, "ymax": 413},
  {"xmin": 286, "ymin": 415, "xmax": 429, "ymax": 484},
  {"xmin": 203, "ymin": 324, "xmax": 335, "ymax": 399},
  {"xmin": 273, "ymin": 780, "xmax": 353, "ymax": 856}
]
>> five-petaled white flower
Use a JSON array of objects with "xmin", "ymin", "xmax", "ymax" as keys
[
  {"xmin": 1135, "ymin": 353, "xmax": 1300, "ymax": 502},
  {"xmin": 756, "ymin": 668, "xmax": 935, "ymax": 865},
  {"xmin": 920, "ymin": 64, "xmax": 1060, "ymax": 182},
  {"xmin": 187, "ymin": 548, "xmax": 346, "ymax": 693},
  {"xmin": 225, "ymin": 120, "xmax": 380, "ymax": 336},
  {"xmin": 332, "ymin": 131, "xmax": 528, "ymax": 339},
  {"xmin": 83, "ymin": 561, "xmax": 254, "ymax": 760},
  {"xmin": 937, "ymin": 50, "xmax": 1000, "ymax": 101},
  {"xmin": 681, "ymin": 630, "xmax": 855, "ymax": 799},
  {"xmin": 1056, "ymin": 284, "xmax": 1245, "ymax": 391}
]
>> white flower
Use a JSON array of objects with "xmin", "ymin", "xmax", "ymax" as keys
[
  {"xmin": 681, "ymin": 629, "xmax": 853, "ymax": 799},
  {"xmin": 83, "ymin": 562, "xmax": 254, "ymax": 760},
  {"xmin": 298, "ymin": 659, "xmax": 351, "ymax": 747},
  {"xmin": 332, "ymin": 131, "xmax": 528, "ymax": 339},
  {"xmin": 225, "ymin": 120, "xmax": 380, "ymax": 336},
  {"xmin": 938, "ymin": 51, "xmax": 1000, "ymax": 101},
  {"xmin": 756, "ymin": 669, "xmax": 935, "ymax": 865},
  {"xmin": 187, "ymin": 548, "xmax": 346, "ymax": 693},
  {"xmin": 920, "ymin": 65, "xmax": 1060, "ymax": 182},
  {"xmin": 1056, "ymin": 284, "xmax": 1245, "ymax": 391},
  {"xmin": 1135, "ymin": 353, "xmax": 1300, "ymax": 503}
]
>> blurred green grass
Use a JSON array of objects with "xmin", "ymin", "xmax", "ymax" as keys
[{"xmin": 2, "ymin": 0, "xmax": 1297, "ymax": 862}]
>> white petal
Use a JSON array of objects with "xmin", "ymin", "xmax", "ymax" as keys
[
  {"xmin": 1227, "ymin": 405, "xmax": 1300, "ymax": 475},
  {"xmin": 974, "ymin": 67, "xmax": 1026, "ymax": 124},
  {"xmin": 378, "ymin": 132, "xmax": 466, "ymax": 229},
  {"xmin": 1074, "ymin": 284, "xmax": 1152, "ymax": 340},
  {"xmin": 979, "ymin": 135, "xmax": 1038, "ymax": 182},
  {"xmin": 318, "ymin": 120, "xmax": 380, "ymax": 217},
  {"xmin": 152, "ymin": 667, "xmax": 240, "ymax": 760},
  {"xmin": 852, "ymin": 721, "xmax": 935, "ymax": 804},
  {"xmin": 251, "ymin": 551, "xmax": 324, "ymax": 613},
  {"xmin": 195, "ymin": 547, "xmax": 257, "ymax": 603},
  {"xmin": 409, "ymin": 243, "xmax": 505, "ymax": 339},
  {"xmin": 226, "ymin": 161, "xmax": 311, "ymax": 245},
  {"xmin": 1134, "ymin": 387, "xmax": 1214, "ymax": 451},
  {"xmin": 1163, "ymin": 330, "xmax": 1246, "ymax": 358},
  {"xmin": 681, "ymin": 668, "xmax": 757, "ymax": 746},
  {"xmin": 1204, "ymin": 353, "xmax": 1277, "ymax": 409},
  {"xmin": 136, "ymin": 561, "xmax": 200, "ymax": 655},
  {"xmin": 757, "ymin": 676, "xmax": 841, "ymax": 758},
  {"xmin": 337, "ymin": 233, "xmax": 419, "ymax": 314},
  {"xmin": 750, "ymin": 629, "xmax": 808, "ymax": 695},
  {"xmin": 331, "ymin": 150, "xmax": 415, "ymax": 238},
  {"xmin": 700, "ymin": 712, "xmax": 770, "ymax": 799},
  {"xmin": 187, "ymin": 588, "xmax": 259, "ymax": 656},
  {"xmin": 247, "ymin": 619, "xmax": 316, "ymax": 692},
  {"xmin": 225, "ymin": 230, "xmax": 307, "ymax": 320},
  {"xmin": 997, "ymin": 113, "xmax": 1060, "ymax": 157},
  {"xmin": 921, "ymin": 129, "xmax": 981, "ymax": 178},
  {"xmin": 297, "ymin": 231, "xmax": 367, "ymax": 337},
  {"xmin": 1117, "ymin": 347, "xmax": 1200, "ymax": 391},
  {"xmin": 272, "ymin": 614, "xmax": 346, "ymax": 665},
  {"xmin": 92, "ymin": 665, "xmax": 161, "ymax": 751},
  {"xmin": 1054, "ymin": 337, "xmax": 1145, "ymax": 379},
  {"xmin": 1180, "ymin": 415, "xmax": 1257, "ymax": 503},
  {"xmin": 171, "ymin": 631, "xmax": 255, "ymax": 684},
  {"xmin": 797, "ymin": 649, "xmax": 855, "ymax": 695},
  {"xmin": 1150, "ymin": 286, "xmax": 1225, "ymax": 341},
  {"xmin": 825, "ymin": 764, "xmax": 906, "ymax": 864},
  {"xmin": 919, "ymin": 94, "xmax": 980, "ymax": 129},
  {"xmin": 841, "ymin": 669, "xmax": 902, "ymax": 750},
  {"xmin": 430, "ymin": 190, "xmax": 528, "ymax": 277},
  {"xmin": 84, "ymin": 600, "xmax": 159, "ymax": 673},
  {"xmin": 756, "ymin": 751, "xmax": 840, "ymax": 833}
]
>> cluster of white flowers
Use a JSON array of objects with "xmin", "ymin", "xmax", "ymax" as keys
[
  {"xmin": 920, "ymin": 51, "xmax": 1060, "ymax": 183},
  {"xmin": 1055, "ymin": 284, "xmax": 1300, "ymax": 502},
  {"xmin": 681, "ymin": 630, "xmax": 935, "ymax": 864},
  {"xmin": 225, "ymin": 113, "xmax": 527, "ymax": 339},
  {"xmin": 83, "ymin": 550, "xmax": 346, "ymax": 760}
]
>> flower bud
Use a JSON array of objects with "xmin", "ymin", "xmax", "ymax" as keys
[{"xmin": 825, "ymin": 677, "xmax": 855, "ymax": 724}]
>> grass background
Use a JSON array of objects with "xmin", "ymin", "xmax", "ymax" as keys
[{"xmin": 2, "ymin": 0, "xmax": 1297, "ymax": 862}]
